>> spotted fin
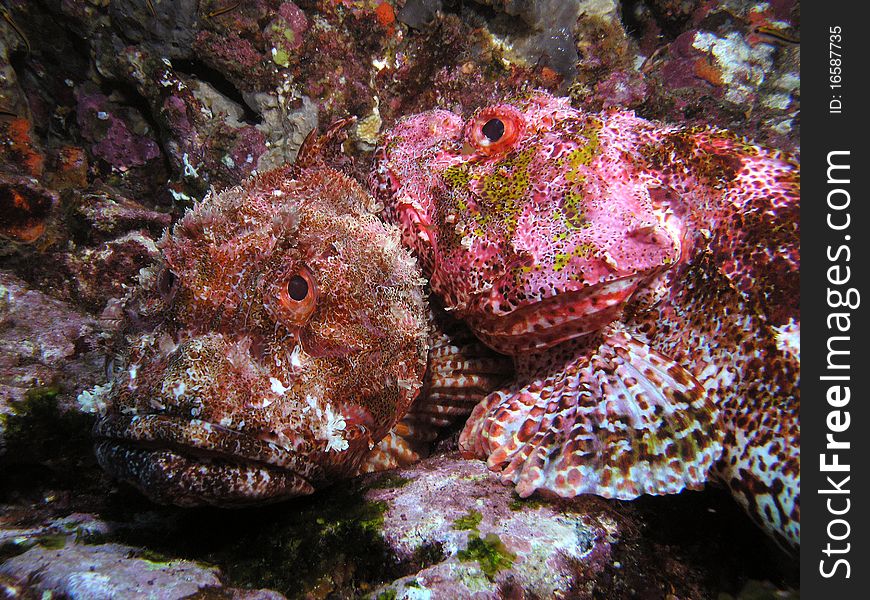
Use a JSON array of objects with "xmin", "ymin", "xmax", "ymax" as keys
[
  {"xmin": 459, "ymin": 325, "xmax": 724, "ymax": 499},
  {"xmin": 358, "ymin": 307, "xmax": 512, "ymax": 474},
  {"xmin": 294, "ymin": 117, "xmax": 356, "ymax": 170},
  {"xmin": 713, "ymin": 148, "xmax": 799, "ymax": 324},
  {"xmin": 358, "ymin": 425, "xmax": 428, "ymax": 473}
]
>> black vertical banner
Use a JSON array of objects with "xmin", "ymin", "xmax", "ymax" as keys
[{"xmin": 802, "ymin": 2, "xmax": 869, "ymax": 596}]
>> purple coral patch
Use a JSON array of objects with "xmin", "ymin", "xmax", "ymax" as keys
[{"xmin": 75, "ymin": 88, "xmax": 161, "ymax": 170}]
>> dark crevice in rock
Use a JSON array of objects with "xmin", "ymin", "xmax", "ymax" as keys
[{"xmin": 173, "ymin": 59, "xmax": 263, "ymax": 126}]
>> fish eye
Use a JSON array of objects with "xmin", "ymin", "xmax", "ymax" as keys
[
  {"xmin": 482, "ymin": 118, "xmax": 505, "ymax": 142},
  {"xmin": 466, "ymin": 105, "xmax": 525, "ymax": 155},
  {"xmin": 274, "ymin": 266, "xmax": 317, "ymax": 327},
  {"xmin": 287, "ymin": 275, "xmax": 309, "ymax": 301}
]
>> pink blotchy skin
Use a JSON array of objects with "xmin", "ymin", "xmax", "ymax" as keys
[{"xmin": 372, "ymin": 91, "xmax": 800, "ymax": 549}]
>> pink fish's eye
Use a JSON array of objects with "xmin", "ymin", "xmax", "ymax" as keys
[
  {"xmin": 482, "ymin": 118, "xmax": 505, "ymax": 142},
  {"xmin": 466, "ymin": 105, "xmax": 525, "ymax": 155}
]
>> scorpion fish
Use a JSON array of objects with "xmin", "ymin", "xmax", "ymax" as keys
[
  {"xmin": 371, "ymin": 91, "xmax": 800, "ymax": 549},
  {"xmin": 92, "ymin": 122, "xmax": 507, "ymax": 506}
]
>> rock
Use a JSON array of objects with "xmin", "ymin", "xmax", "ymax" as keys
[
  {"xmin": 0, "ymin": 271, "xmax": 102, "ymax": 437},
  {"xmin": 634, "ymin": 0, "xmax": 800, "ymax": 152},
  {"xmin": 0, "ymin": 172, "xmax": 56, "ymax": 244},
  {"xmin": 67, "ymin": 190, "xmax": 172, "ymax": 244},
  {"xmin": 364, "ymin": 454, "xmax": 615, "ymax": 598},
  {"xmin": 0, "ymin": 541, "xmax": 286, "ymax": 600},
  {"xmin": 62, "ymin": 230, "xmax": 162, "ymax": 312},
  {"xmin": 244, "ymin": 90, "xmax": 319, "ymax": 172},
  {"xmin": 263, "ymin": 2, "xmax": 309, "ymax": 67},
  {"xmin": 0, "ymin": 511, "xmax": 288, "ymax": 598},
  {"xmin": 0, "ymin": 118, "xmax": 44, "ymax": 180},
  {"xmin": 74, "ymin": 83, "xmax": 163, "ymax": 173},
  {"xmin": 108, "ymin": 0, "xmax": 201, "ymax": 60},
  {"xmin": 0, "ymin": 10, "xmax": 30, "ymax": 119},
  {"xmin": 46, "ymin": 146, "xmax": 89, "ymax": 191},
  {"xmin": 0, "ymin": 2, "xmax": 800, "ymax": 597},
  {"xmin": 397, "ymin": 0, "xmax": 443, "ymax": 29}
]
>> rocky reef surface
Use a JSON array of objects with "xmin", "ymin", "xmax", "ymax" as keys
[{"xmin": 1, "ymin": 0, "xmax": 798, "ymax": 597}]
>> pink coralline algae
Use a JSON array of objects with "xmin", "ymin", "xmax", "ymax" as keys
[
  {"xmin": 634, "ymin": 0, "xmax": 800, "ymax": 151},
  {"xmin": 265, "ymin": 2, "xmax": 309, "ymax": 66},
  {"xmin": 365, "ymin": 453, "xmax": 615, "ymax": 598},
  {"xmin": 0, "ymin": 541, "xmax": 285, "ymax": 600},
  {"xmin": 97, "ymin": 48, "xmax": 268, "ymax": 193},
  {"xmin": 0, "ymin": 271, "xmax": 103, "ymax": 451},
  {"xmin": 75, "ymin": 87, "xmax": 162, "ymax": 172},
  {"xmin": 373, "ymin": 91, "xmax": 800, "ymax": 549},
  {"xmin": 194, "ymin": 29, "xmax": 271, "ymax": 91}
]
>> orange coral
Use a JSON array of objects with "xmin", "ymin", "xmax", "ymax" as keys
[
  {"xmin": 0, "ymin": 177, "xmax": 55, "ymax": 243},
  {"xmin": 0, "ymin": 117, "xmax": 45, "ymax": 177},
  {"xmin": 51, "ymin": 146, "xmax": 89, "ymax": 190},
  {"xmin": 692, "ymin": 58, "xmax": 723, "ymax": 86},
  {"xmin": 375, "ymin": 1, "xmax": 395, "ymax": 35}
]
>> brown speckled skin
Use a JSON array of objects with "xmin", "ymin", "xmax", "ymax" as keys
[{"xmin": 94, "ymin": 155, "xmax": 431, "ymax": 506}]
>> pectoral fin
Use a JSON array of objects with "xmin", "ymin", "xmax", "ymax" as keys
[
  {"xmin": 359, "ymin": 307, "xmax": 511, "ymax": 474},
  {"xmin": 460, "ymin": 325, "xmax": 723, "ymax": 499}
]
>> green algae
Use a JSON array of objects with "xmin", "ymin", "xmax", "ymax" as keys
[
  {"xmin": 35, "ymin": 534, "xmax": 68, "ymax": 550},
  {"xmin": 508, "ymin": 495, "xmax": 548, "ymax": 512},
  {"xmin": 4, "ymin": 385, "xmax": 61, "ymax": 425},
  {"xmin": 3, "ymin": 386, "xmax": 78, "ymax": 446},
  {"xmin": 93, "ymin": 479, "xmax": 403, "ymax": 600},
  {"xmin": 135, "ymin": 548, "xmax": 181, "ymax": 565},
  {"xmin": 412, "ymin": 541, "xmax": 446, "ymax": 569},
  {"xmin": 451, "ymin": 509, "xmax": 483, "ymax": 531},
  {"xmin": 457, "ymin": 532, "xmax": 516, "ymax": 581},
  {"xmin": 375, "ymin": 589, "xmax": 398, "ymax": 600},
  {"xmin": 2, "ymin": 533, "xmax": 69, "ymax": 563}
]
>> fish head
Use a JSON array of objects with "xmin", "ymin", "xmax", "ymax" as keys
[
  {"xmin": 95, "ymin": 166, "xmax": 428, "ymax": 506},
  {"xmin": 372, "ymin": 92, "xmax": 684, "ymax": 353}
]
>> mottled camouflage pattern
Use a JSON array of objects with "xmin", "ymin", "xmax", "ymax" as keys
[
  {"xmin": 372, "ymin": 92, "xmax": 799, "ymax": 548},
  {"xmin": 94, "ymin": 126, "xmax": 432, "ymax": 506}
]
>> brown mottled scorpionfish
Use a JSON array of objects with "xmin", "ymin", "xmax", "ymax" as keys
[
  {"xmin": 372, "ymin": 91, "xmax": 800, "ymax": 548},
  {"xmin": 92, "ymin": 122, "xmax": 508, "ymax": 506}
]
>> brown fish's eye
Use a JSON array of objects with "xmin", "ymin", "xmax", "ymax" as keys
[
  {"xmin": 466, "ymin": 105, "xmax": 525, "ymax": 155},
  {"xmin": 482, "ymin": 118, "xmax": 505, "ymax": 142},
  {"xmin": 287, "ymin": 275, "xmax": 309, "ymax": 301},
  {"xmin": 276, "ymin": 266, "xmax": 317, "ymax": 326}
]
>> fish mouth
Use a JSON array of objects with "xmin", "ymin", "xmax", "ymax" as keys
[
  {"xmin": 469, "ymin": 274, "xmax": 648, "ymax": 353},
  {"xmin": 93, "ymin": 414, "xmax": 317, "ymax": 507}
]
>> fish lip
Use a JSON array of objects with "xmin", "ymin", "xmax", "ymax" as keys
[
  {"xmin": 469, "ymin": 274, "xmax": 650, "ymax": 353},
  {"xmin": 93, "ymin": 413, "xmax": 317, "ymax": 505}
]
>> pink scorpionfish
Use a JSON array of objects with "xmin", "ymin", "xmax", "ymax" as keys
[
  {"xmin": 372, "ymin": 91, "xmax": 800, "ymax": 548},
  {"xmin": 92, "ymin": 122, "xmax": 507, "ymax": 506}
]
